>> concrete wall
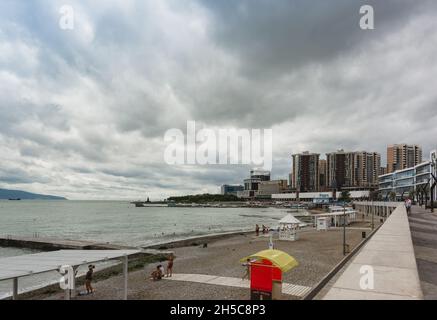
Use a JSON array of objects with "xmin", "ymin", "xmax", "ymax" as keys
[{"xmin": 323, "ymin": 203, "xmax": 423, "ymax": 300}]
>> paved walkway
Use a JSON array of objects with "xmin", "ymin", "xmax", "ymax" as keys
[
  {"xmin": 322, "ymin": 205, "xmax": 422, "ymax": 300},
  {"xmin": 163, "ymin": 274, "xmax": 312, "ymax": 298},
  {"xmin": 409, "ymin": 206, "xmax": 437, "ymax": 300}
]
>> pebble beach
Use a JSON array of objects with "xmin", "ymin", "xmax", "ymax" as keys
[{"xmin": 32, "ymin": 225, "xmax": 372, "ymax": 300}]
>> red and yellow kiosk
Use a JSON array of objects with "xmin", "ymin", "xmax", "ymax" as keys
[{"xmin": 240, "ymin": 249, "xmax": 298, "ymax": 300}]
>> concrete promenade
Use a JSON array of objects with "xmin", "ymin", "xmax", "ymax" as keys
[
  {"xmin": 323, "ymin": 203, "xmax": 423, "ymax": 300},
  {"xmin": 163, "ymin": 274, "xmax": 312, "ymax": 298},
  {"xmin": 409, "ymin": 205, "xmax": 437, "ymax": 299}
]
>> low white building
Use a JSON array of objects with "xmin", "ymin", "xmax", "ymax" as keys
[{"xmin": 271, "ymin": 191, "xmax": 370, "ymax": 202}]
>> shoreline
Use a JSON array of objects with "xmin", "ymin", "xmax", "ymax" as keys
[
  {"xmin": 0, "ymin": 228, "xmax": 258, "ymax": 252},
  {"xmin": 1, "ymin": 220, "xmax": 376, "ymax": 300},
  {"xmin": 144, "ymin": 230, "xmax": 255, "ymax": 249},
  {"xmin": 0, "ymin": 230, "xmax": 256, "ymax": 300}
]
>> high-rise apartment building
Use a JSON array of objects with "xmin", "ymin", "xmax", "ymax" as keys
[
  {"xmin": 387, "ymin": 144, "xmax": 422, "ymax": 173},
  {"xmin": 326, "ymin": 150, "xmax": 347, "ymax": 190},
  {"xmin": 326, "ymin": 150, "xmax": 381, "ymax": 190},
  {"xmin": 353, "ymin": 152, "xmax": 381, "ymax": 188},
  {"xmin": 291, "ymin": 152, "xmax": 320, "ymax": 192},
  {"xmin": 319, "ymin": 159, "xmax": 328, "ymax": 191}
]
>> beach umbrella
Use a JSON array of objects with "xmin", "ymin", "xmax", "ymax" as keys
[{"xmin": 240, "ymin": 249, "xmax": 298, "ymax": 273}]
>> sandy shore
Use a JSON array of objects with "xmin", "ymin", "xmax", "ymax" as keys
[{"xmin": 31, "ymin": 222, "xmax": 374, "ymax": 300}]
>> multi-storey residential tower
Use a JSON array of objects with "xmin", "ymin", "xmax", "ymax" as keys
[
  {"xmin": 387, "ymin": 144, "xmax": 422, "ymax": 173},
  {"xmin": 326, "ymin": 150, "xmax": 381, "ymax": 191},
  {"xmin": 291, "ymin": 152, "xmax": 320, "ymax": 192}
]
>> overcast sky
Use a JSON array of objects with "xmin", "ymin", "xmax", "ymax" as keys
[{"xmin": 1, "ymin": 0, "xmax": 436, "ymax": 200}]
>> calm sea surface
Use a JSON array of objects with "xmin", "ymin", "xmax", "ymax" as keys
[
  {"xmin": 0, "ymin": 200, "xmax": 288, "ymax": 248},
  {"xmin": 0, "ymin": 200, "xmax": 288, "ymax": 298}
]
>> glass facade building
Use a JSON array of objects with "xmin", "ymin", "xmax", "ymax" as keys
[{"xmin": 378, "ymin": 162, "xmax": 431, "ymax": 199}]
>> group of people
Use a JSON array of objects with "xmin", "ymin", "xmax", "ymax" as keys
[
  {"xmin": 255, "ymin": 224, "xmax": 269, "ymax": 236},
  {"xmin": 78, "ymin": 254, "xmax": 175, "ymax": 296},
  {"xmin": 150, "ymin": 254, "xmax": 174, "ymax": 281}
]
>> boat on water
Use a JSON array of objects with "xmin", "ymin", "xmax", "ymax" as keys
[{"xmin": 8, "ymin": 198, "xmax": 21, "ymax": 201}]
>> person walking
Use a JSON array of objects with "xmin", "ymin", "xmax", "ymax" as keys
[
  {"xmin": 255, "ymin": 224, "xmax": 260, "ymax": 236},
  {"xmin": 405, "ymin": 198, "xmax": 412, "ymax": 215}
]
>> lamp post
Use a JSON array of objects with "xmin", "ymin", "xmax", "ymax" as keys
[
  {"xmin": 343, "ymin": 203, "xmax": 347, "ymax": 256},
  {"xmin": 431, "ymin": 153, "xmax": 437, "ymax": 213}
]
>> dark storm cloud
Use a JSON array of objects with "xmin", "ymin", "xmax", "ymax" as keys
[
  {"xmin": 0, "ymin": 0, "xmax": 436, "ymax": 199},
  {"xmin": 200, "ymin": 0, "xmax": 436, "ymax": 75}
]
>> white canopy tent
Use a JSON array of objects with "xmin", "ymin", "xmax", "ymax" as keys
[
  {"xmin": 0, "ymin": 249, "xmax": 140, "ymax": 300},
  {"xmin": 278, "ymin": 214, "xmax": 304, "ymax": 241}
]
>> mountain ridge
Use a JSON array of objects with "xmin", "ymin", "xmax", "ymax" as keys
[{"xmin": 0, "ymin": 188, "xmax": 67, "ymax": 200}]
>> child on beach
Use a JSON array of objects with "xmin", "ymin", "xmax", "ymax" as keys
[
  {"xmin": 166, "ymin": 254, "xmax": 174, "ymax": 277},
  {"xmin": 85, "ymin": 265, "xmax": 95, "ymax": 294},
  {"xmin": 151, "ymin": 265, "xmax": 163, "ymax": 281}
]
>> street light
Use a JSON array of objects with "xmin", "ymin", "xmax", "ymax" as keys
[
  {"xmin": 343, "ymin": 203, "xmax": 347, "ymax": 256},
  {"xmin": 431, "ymin": 153, "xmax": 437, "ymax": 213}
]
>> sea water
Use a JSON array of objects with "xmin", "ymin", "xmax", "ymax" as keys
[{"xmin": 0, "ymin": 200, "xmax": 288, "ymax": 298}]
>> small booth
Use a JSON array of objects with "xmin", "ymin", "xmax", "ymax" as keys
[
  {"xmin": 315, "ymin": 210, "xmax": 357, "ymax": 230},
  {"xmin": 240, "ymin": 249, "xmax": 298, "ymax": 300},
  {"xmin": 316, "ymin": 216, "xmax": 329, "ymax": 230},
  {"xmin": 278, "ymin": 214, "xmax": 303, "ymax": 241}
]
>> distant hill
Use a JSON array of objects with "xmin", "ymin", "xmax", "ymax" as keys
[
  {"xmin": 167, "ymin": 193, "xmax": 242, "ymax": 203},
  {"xmin": 0, "ymin": 188, "xmax": 67, "ymax": 200}
]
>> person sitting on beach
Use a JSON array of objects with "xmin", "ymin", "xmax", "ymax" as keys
[
  {"xmin": 85, "ymin": 265, "xmax": 95, "ymax": 294},
  {"xmin": 159, "ymin": 264, "xmax": 165, "ymax": 276},
  {"xmin": 166, "ymin": 254, "xmax": 174, "ymax": 277},
  {"xmin": 151, "ymin": 265, "xmax": 163, "ymax": 281}
]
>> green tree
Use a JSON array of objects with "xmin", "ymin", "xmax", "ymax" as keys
[
  {"xmin": 339, "ymin": 190, "xmax": 351, "ymax": 203},
  {"xmin": 167, "ymin": 194, "xmax": 242, "ymax": 203},
  {"xmin": 369, "ymin": 190, "xmax": 380, "ymax": 201}
]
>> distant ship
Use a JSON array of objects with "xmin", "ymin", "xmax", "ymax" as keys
[{"xmin": 8, "ymin": 198, "xmax": 21, "ymax": 201}]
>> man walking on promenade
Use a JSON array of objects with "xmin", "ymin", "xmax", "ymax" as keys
[{"xmin": 405, "ymin": 198, "xmax": 412, "ymax": 215}]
